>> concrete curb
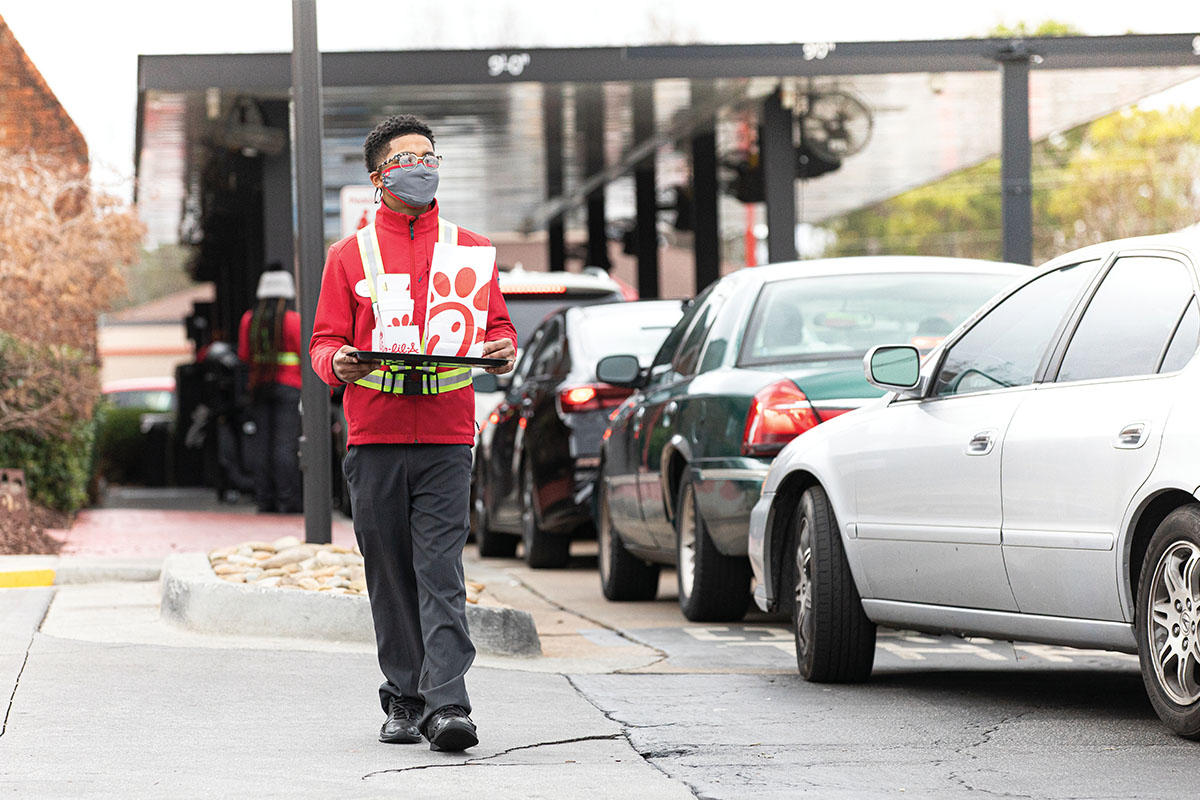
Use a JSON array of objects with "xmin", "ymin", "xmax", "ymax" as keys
[
  {"xmin": 0, "ymin": 556, "xmax": 161, "ymax": 588},
  {"xmin": 159, "ymin": 553, "xmax": 542, "ymax": 657}
]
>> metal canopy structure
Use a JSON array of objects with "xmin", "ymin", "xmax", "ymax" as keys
[{"xmin": 138, "ymin": 33, "xmax": 1200, "ymax": 303}]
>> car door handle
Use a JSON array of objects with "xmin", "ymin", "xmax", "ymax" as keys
[
  {"xmin": 965, "ymin": 430, "xmax": 996, "ymax": 456},
  {"xmin": 1115, "ymin": 421, "xmax": 1149, "ymax": 450},
  {"xmin": 663, "ymin": 400, "xmax": 678, "ymax": 426}
]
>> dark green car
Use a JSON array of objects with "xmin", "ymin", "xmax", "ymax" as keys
[{"xmin": 595, "ymin": 257, "xmax": 1027, "ymax": 621}]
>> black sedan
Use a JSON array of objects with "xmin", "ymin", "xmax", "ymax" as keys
[{"xmin": 472, "ymin": 300, "xmax": 683, "ymax": 568}]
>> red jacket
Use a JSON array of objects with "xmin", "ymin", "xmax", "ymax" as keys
[
  {"xmin": 309, "ymin": 201, "xmax": 516, "ymax": 446},
  {"xmin": 238, "ymin": 307, "xmax": 303, "ymax": 390}
]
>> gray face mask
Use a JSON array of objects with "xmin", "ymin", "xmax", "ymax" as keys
[{"xmin": 381, "ymin": 164, "xmax": 439, "ymax": 208}]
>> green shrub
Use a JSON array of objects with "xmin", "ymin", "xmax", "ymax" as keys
[
  {"xmin": 0, "ymin": 416, "xmax": 96, "ymax": 514},
  {"xmin": 93, "ymin": 403, "xmax": 151, "ymax": 485}
]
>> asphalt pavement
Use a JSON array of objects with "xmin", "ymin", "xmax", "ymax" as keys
[{"xmin": 1, "ymin": 492, "xmax": 1194, "ymax": 797}]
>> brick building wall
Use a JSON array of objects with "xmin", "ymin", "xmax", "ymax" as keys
[{"xmin": 0, "ymin": 13, "xmax": 87, "ymax": 165}]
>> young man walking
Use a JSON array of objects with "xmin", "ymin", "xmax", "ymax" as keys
[{"xmin": 309, "ymin": 114, "xmax": 516, "ymax": 752}]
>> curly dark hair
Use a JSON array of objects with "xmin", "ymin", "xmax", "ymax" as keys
[{"xmin": 363, "ymin": 115, "xmax": 435, "ymax": 173}]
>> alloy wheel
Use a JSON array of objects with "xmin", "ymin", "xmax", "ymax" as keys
[
  {"xmin": 677, "ymin": 485, "xmax": 697, "ymax": 600},
  {"xmin": 1148, "ymin": 540, "xmax": 1200, "ymax": 706},
  {"xmin": 794, "ymin": 515, "xmax": 814, "ymax": 657}
]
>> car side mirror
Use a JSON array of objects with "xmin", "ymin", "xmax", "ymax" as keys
[
  {"xmin": 596, "ymin": 354, "xmax": 642, "ymax": 387},
  {"xmin": 865, "ymin": 345, "xmax": 922, "ymax": 396}
]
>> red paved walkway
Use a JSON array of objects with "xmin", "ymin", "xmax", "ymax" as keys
[{"xmin": 50, "ymin": 510, "xmax": 357, "ymax": 558}]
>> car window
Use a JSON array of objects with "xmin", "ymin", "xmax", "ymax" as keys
[
  {"xmin": 502, "ymin": 291, "xmax": 623, "ymax": 346},
  {"xmin": 574, "ymin": 308, "xmax": 681, "ymax": 367},
  {"xmin": 528, "ymin": 318, "xmax": 564, "ymax": 378},
  {"xmin": 738, "ymin": 271, "xmax": 1017, "ymax": 366},
  {"xmin": 672, "ymin": 293, "xmax": 724, "ymax": 377},
  {"xmin": 933, "ymin": 260, "xmax": 1101, "ymax": 397},
  {"xmin": 1160, "ymin": 297, "xmax": 1199, "ymax": 374},
  {"xmin": 508, "ymin": 327, "xmax": 543, "ymax": 391},
  {"xmin": 1057, "ymin": 257, "xmax": 1195, "ymax": 383},
  {"xmin": 648, "ymin": 287, "xmax": 713, "ymax": 380}
]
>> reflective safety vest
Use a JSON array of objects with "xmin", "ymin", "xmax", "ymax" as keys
[
  {"xmin": 352, "ymin": 218, "xmax": 473, "ymax": 396},
  {"xmin": 254, "ymin": 352, "xmax": 300, "ymax": 366}
]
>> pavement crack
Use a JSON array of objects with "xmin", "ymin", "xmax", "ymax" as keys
[
  {"xmin": 360, "ymin": 733, "xmax": 622, "ymax": 778},
  {"xmin": 565, "ymin": 675, "xmax": 702, "ymax": 799},
  {"xmin": 0, "ymin": 642, "xmax": 31, "ymax": 739},
  {"xmin": 504, "ymin": 571, "xmax": 670, "ymax": 668}
]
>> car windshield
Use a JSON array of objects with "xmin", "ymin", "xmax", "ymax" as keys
[
  {"xmin": 503, "ymin": 292, "xmax": 623, "ymax": 346},
  {"xmin": 739, "ymin": 272, "xmax": 1017, "ymax": 365},
  {"xmin": 575, "ymin": 312, "xmax": 680, "ymax": 366}
]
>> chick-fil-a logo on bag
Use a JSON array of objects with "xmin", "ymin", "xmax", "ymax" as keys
[{"xmin": 426, "ymin": 243, "xmax": 494, "ymax": 358}]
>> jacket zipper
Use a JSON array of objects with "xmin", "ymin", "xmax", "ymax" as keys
[{"xmin": 410, "ymin": 215, "xmax": 418, "ymax": 444}]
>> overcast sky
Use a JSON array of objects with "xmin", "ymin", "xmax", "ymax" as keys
[{"xmin": 3, "ymin": 0, "xmax": 1199, "ymax": 195}]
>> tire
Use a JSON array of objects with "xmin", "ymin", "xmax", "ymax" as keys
[
  {"xmin": 521, "ymin": 460, "xmax": 570, "ymax": 569},
  {"xmin": 1136, "ymin": 504, "xmax": 1200, "ymax": 739},
  {"xmin": 471, "ymin": 461, "xmax": 517, "ymax": 558},
  {"xmin": 598, "ymin": 473, "xmax": 660, "ymax": 601},
  {"xmin": 675, "ymin": 472, "xmax": 751, "ymax": 622},
  {"xmin": 793, "ymin": 485, "xmax": 876, "ymax": 682}
]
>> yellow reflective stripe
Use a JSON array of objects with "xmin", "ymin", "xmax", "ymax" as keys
[
  {"xmin": 354, "ymin": 369, "xmax": 389, "ymax": 391},
  {"xmin": 436, "ymin": 372, "xmax": 473, "ymax": 393},
  {"xmin": 353, "ymin": 365, "xmax": 472, "ymax": 394},
  {"xmin": 355, "ymin": 223, "xmax": 385, "ymax": 304},
  {"xmin": 252, "ymin": 353, "xmax": 301, "ymax": 365}
]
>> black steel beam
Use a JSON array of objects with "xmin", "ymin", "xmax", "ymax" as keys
[
  {"xmin": 632, "ymin": 82, "xmax": 659, "ymax": 298},
  {"xmin": 543, "ymin": 84, "xmax": 566, "ymax": 271},
  {"xmin": 691, "ymin": 81, "xmax": 721, "ymax": 293},
  {"xmin": 1001, "ymin": 51, "xmax": 1033, "ymax": 265},
  {"xmin": 291, "ymin": 0, "xmax": 331, "ymax": 543},
  {"xmin": 139, "ymin": 34, "xmax": 1200, "ymax": 92},
  {"xmin": 761, "ymin": 88, "xmax": 796, "ymax": 263},
  {"xmin": 579, "ymin": 84, "xmax": 610, "ymax": 271}
]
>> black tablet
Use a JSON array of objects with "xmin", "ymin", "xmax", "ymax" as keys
[{"xmin": 350, "ymin": 351, "xmax": 507, "ymax": 368}]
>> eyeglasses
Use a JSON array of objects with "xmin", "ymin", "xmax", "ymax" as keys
[{"xmin": 376, "ymin": 152, "xmax": 443, "ymax": 173}]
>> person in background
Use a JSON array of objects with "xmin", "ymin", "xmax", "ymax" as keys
[{"xmin": 238, "ymin": 267, "xmax": 303, "ymax": 513}]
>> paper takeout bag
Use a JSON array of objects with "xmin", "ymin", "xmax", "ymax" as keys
[{"xmin": 425, "ymin": 242, "xmax": 495, "ymax": 358}]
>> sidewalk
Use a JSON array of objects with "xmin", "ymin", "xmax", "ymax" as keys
[
  {"xmin": 0, "ymin": 583, "xmax": 689, "ymax": 798},
  {"xmin": 0, "ymin": 491, "xmax": 693, "ymax": 797}
]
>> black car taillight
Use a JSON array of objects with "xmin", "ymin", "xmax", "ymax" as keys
[{"xmin": 558, "ymin": 384, "xmax": 633, "ymax": 414}]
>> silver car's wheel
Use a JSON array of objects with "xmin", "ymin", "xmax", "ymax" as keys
[
  {"xmin": 794, "ymin": 514, "xmax": 814, "ymax": 658},
  {"xmin": 792, "ymin": 485, "xmax": 875, "ymax": 682},
  {"xmin": 1136, "ymin": 504, "xmax": 1200, "ymax": 739},
  {"xmin": 1147, "ymin": 541, "xmax": 1200, "ymax": 706}
]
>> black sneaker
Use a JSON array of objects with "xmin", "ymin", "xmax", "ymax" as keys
[
  {"xmin": 379, "ymin": 696, "xmax": 423, "ymax": 744},
  {"xmin": 425, "ymin": 705, "xmax": 478, "ymax": 752}
]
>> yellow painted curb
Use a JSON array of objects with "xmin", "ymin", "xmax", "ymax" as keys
[{"xmin": 0, "ymin": 569, "xmax": 56, "ymax": 588}]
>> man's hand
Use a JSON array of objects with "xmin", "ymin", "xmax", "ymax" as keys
[
  {"xmin": 332, "ymin": 344, "xmax": 380, "ymax": 383},
  {"xmin": 481, "ymin": 337, "xmax": 516, "ymax": 374}
]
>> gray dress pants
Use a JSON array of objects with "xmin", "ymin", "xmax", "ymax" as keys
[{"xmin": 343, "ymin": 443, "xmax": 475, "ymax": 727}]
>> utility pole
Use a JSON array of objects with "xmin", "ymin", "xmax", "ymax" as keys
[{"xmin": 291, "ymin": 0, "xmax": 331, "ymax": 543}]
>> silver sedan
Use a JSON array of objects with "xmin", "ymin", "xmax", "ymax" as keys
[{"xmin": 748, "ymin": 230, "xmax": 1200, "ymax": 738}]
